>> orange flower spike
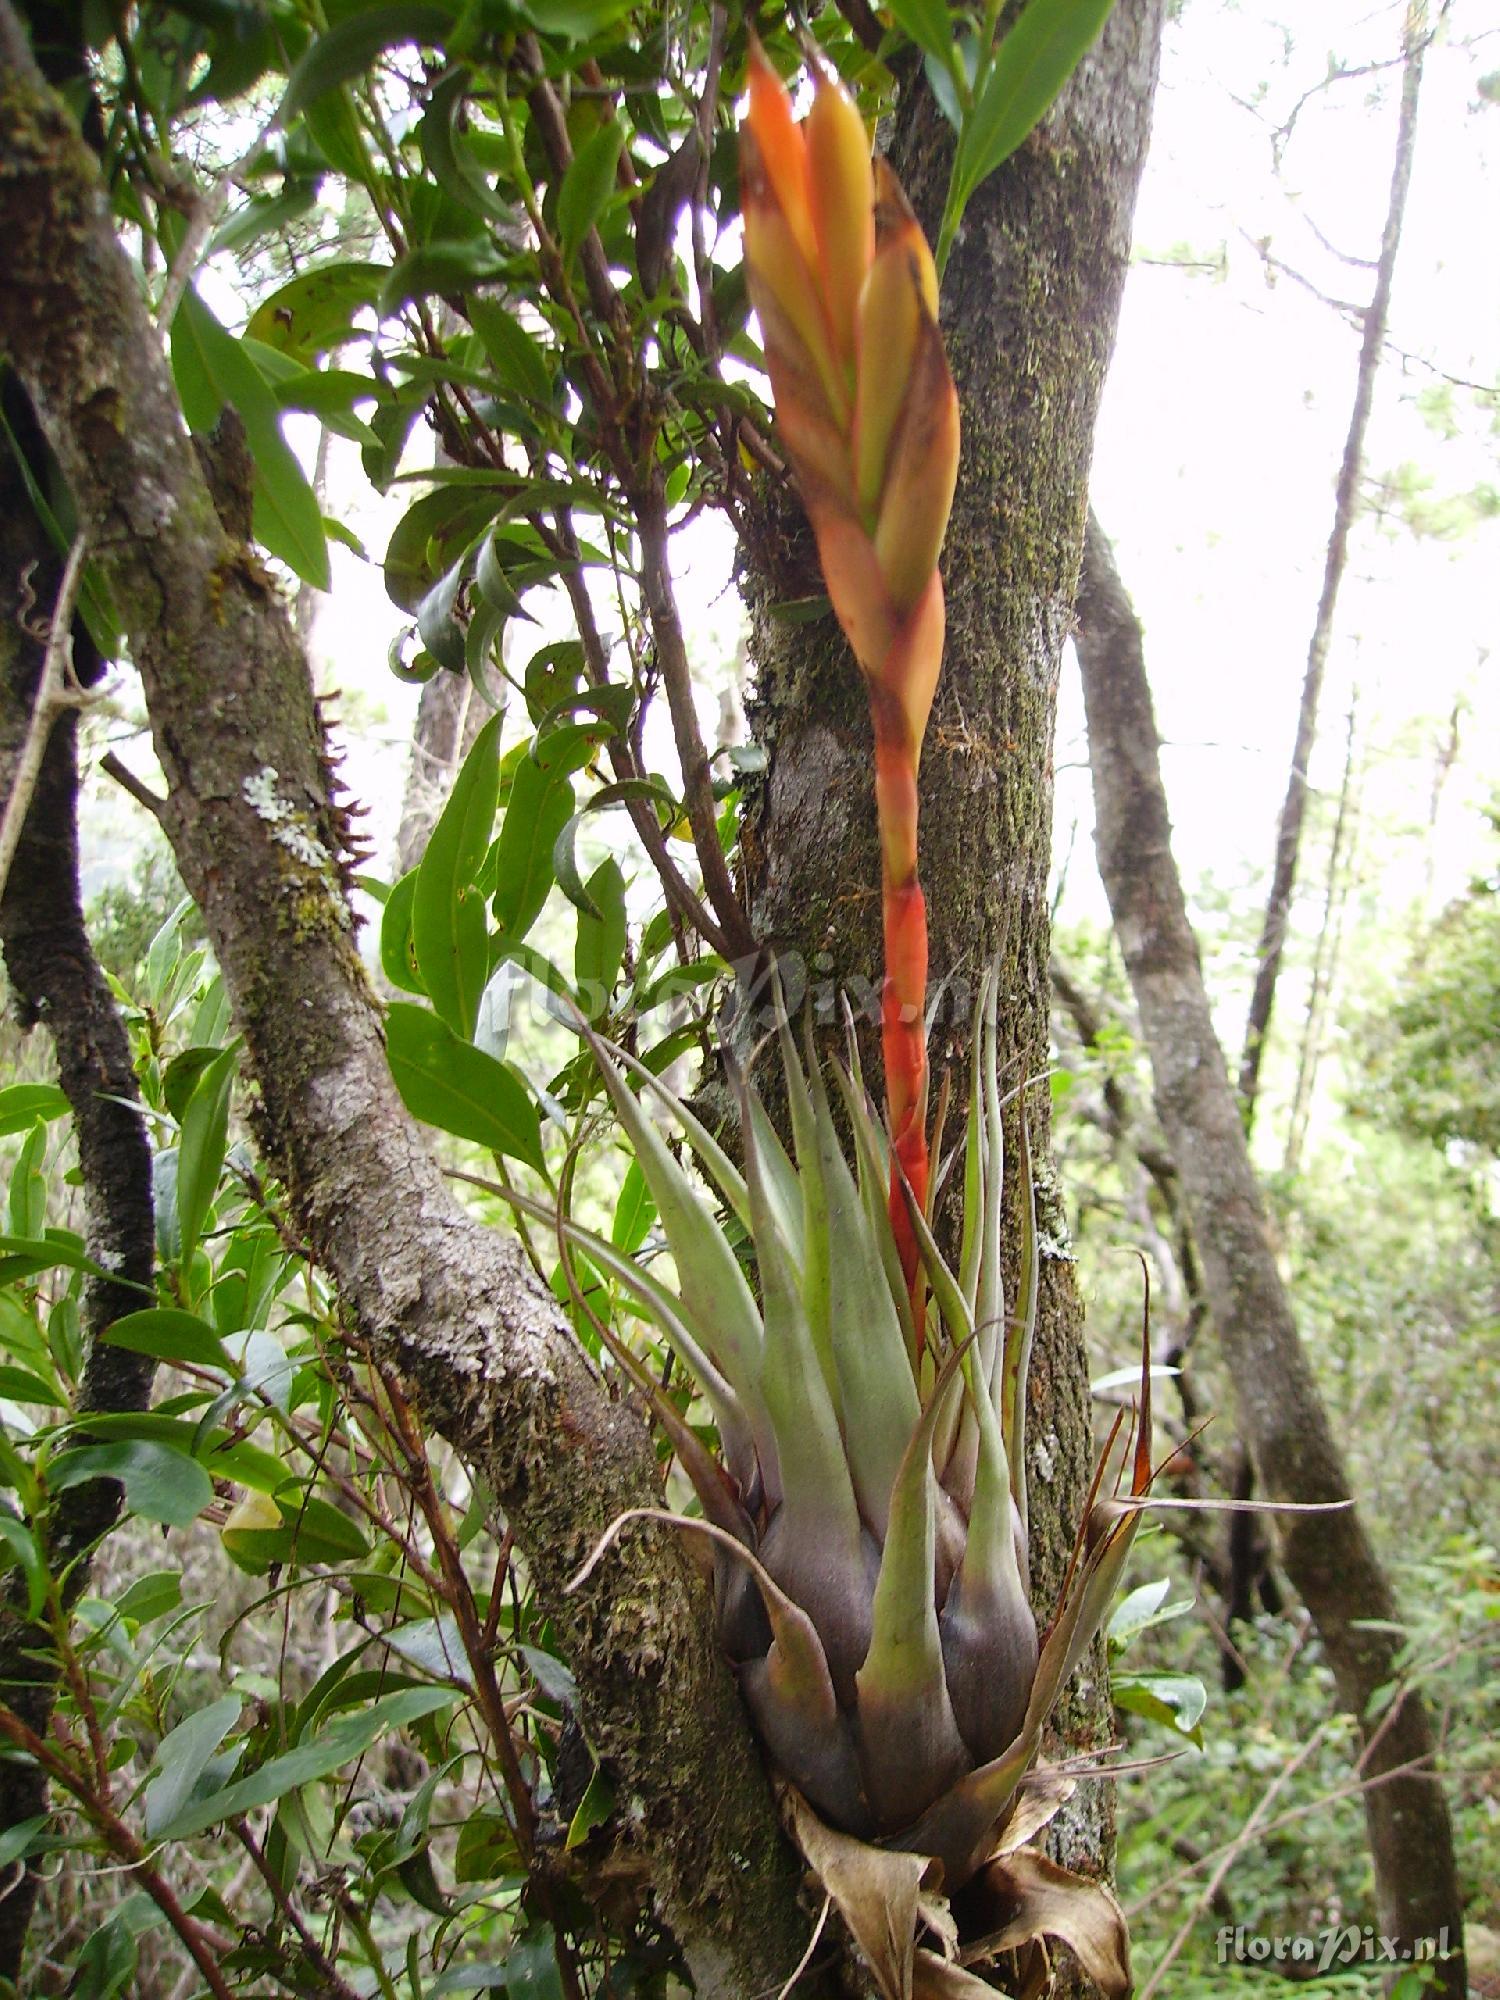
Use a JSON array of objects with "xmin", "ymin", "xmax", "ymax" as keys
[
  {"xmin": 740, "ymin": 50, "xmax": 959, "ymax": 1297},
  {"xmin": 742, "ymin": 46, "xmax": 849, "ymax": 427},
  {"xmin": 806, "ymin": 74, "xmax": 875, "ymax": 371},
  {"xmin": 873, "ymin": 315, "xmax": 959, "ymax": 617},
  {"xmin": 745, "ymin": 40, "xmax": 819, "ymax": 275}
]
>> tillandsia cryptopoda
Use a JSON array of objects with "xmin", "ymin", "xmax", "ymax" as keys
[
  {"xmin": 740, "ymin": 36, "xmax": 958, "ymax": 1297},
  {"xmin": 498, "ymin": 47, "xmax": 1161, "ymax": 1996}
]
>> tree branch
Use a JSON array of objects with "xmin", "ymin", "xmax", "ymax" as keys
[{"xmin": 0, "ymin": 22, "xmax": 831, "ymax": 1996}]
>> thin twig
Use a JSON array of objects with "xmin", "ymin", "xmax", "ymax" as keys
[
  {"xmin": 0, "ymin": 537, "xmax": 99, "ymax": 901},
  {"xmin": 156, "ymin": 111, "xmax": 281, "ymax": 331},
  {"xmin": 636, "ymin": 494, "xmax": 755, "ymax": 959}
]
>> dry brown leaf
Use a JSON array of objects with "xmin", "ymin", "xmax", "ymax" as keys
[
  {"xmin": 912, "ymin": 1948, "xmax": 1007, "ymax": 1996},
  {"xmin": 785, "ymin": 1786, "xmax": 936, "ymax": 2000},
  {"xmin": 990, "ymin": 1770, "xmax": 1075, "ymax": 1860},
  {"xmin": 960, "ymin": 1847, "xmax": 1132, "ymax": 1999}
]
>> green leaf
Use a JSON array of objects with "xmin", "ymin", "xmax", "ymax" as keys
[
  {"xmin": 553, "ymin": 780, "xmax": 672, "ymax": 919},
  {"xmin": 565, "ymin": 1766, "xmax": 614, "ymax": 1849},
  {"xmin": 246, "ymin": 262, "xmax": 388, "ymax": 363},
  {"xmin": 466, "ymin": 297, "xmax": 552, "ymax": 404},
  {"xmin": 101, "ymin": 1312, "xmax": 229, "ymax": 1376},
  {"xmin": 452, "ymin": 1808, "xmax": 522, "ymax": 1885},
  {"xmin": 161, "ymin": 1045, "xmax": 227, "ymax": 1125},
  {"xmin": 170, "ymin": 286, "xmax": 331, "ymax": 589},
  {"xmin": 518, "ymin": 0, "xmax": 633, "ymax": 37},
  {"xmin": 1112, "ymin": 1667, "xmax": 1206, "ymax": 1746},
  {"xmin": 153, "ymin": 1686, "xmax": 457, "ymax": 1842},
  {"xmin": 0, "ymin": 1365, "xmax": 65, "ymax": 1407},
  {"xmin": 574, "ymin": 858, "xmax": 626, "ymax": 1016},
  {"xmin": 381, "ymin": 870, "xmax": 427, "ymax": 996},
  {"xmin": 272, "ymin": 366, "xmax": 383, "ymax": 448},
  {"xmin": 414, "ymin": 546, "xmax": 470, "ymax": 674},
  {"xmin": 610, "ymin": 1159, "xmax": 656, "ymax": 1253},
  {"xmin": 176, "ymin": 1043, "xmax": 239, "ymax": 1267},
  {"xmin": 557, "ymin": 118, "xmax": 625, "ymax": 267},
  {"xmin": 379, "ymin": 239, "xmax": 511, "ymax": 316},
  {"xmin": 887, "ymin": 0, "xmax": 957, "ymax": 63},
  {"xmin": 385, "ymin": 486, "xmax": 502, "ymax": 612},
  {"xmin": 491, "ymin": 760, "xmax": 574, "ymax": 947},
  {"xmin": 412, "ymin": 716, "xmax": 503, "ymax": 1040},
  {"xmin": 386, "ymin": 1005, "xmax": 545, "ymax": 1173},
  {"xmin": 144, "ymin": 1694, "xmax": 244, "ymax": 1839},
  {"xmin": 941, "ymin": 0, "xmax": 1117, "ymax": 268},
  {"xmin": 114, "ymin": 1570, "xmax": 183, "ymax": 1625},
  {"xmin": 524, "ymin": 639, "xmax": 585, "ymax": 718},
  {"xmin": 8, "ymin": 1123, "xmax": 47, "ymax": 1238},
  {"xmin": 417, "ymin": 66, "xmax": 507, "ymax": 221},
  {"xmin": 50, "ymin": 1441, "xmax": 213, "ymax": 1529},
  {"xmin": 278, "ymin": 5, "xmax": 456, "ymax": 118},
  {"xmin": 0, "ymin": 1230, "xmax": 132, "ymax": 1289},
  {"xmin": 0, "ymin": 1516, "xmax": 48, "ymax": 1618},
  {"xmin": 303, "ymin": 86, "xmax": 375, "ymax": 181},
  {"xmin": 0, "ymin": 1085, "xmax": 69, "ymax": 1137},
  {"xmin": 72, "ymin": 1915, "xmax": 136, "ymax": 2000}
]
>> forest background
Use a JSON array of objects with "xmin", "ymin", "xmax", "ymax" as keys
[{"xmin": 0, "ymin": 0, "xmax": 1495, "ymax": 1997}]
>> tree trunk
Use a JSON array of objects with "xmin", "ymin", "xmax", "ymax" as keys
[
  {"xmin": 1075, "ymin": 509, "xmax": 1466, "ymax": 1995},
  {"xmin": 0, "ymin": 381, "xmax": 157, "ymax": 1982},
  {"xmin": 0, "ymin": 25, "xmax": 835, "ymax": 1996},
  {"xmin": 743, "ymin": 6, "xmax": 1164, "ymax": 1984}
]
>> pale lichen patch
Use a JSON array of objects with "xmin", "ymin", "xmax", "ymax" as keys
[{"xmin": 241, "ymin": 764, "xmax": 351, "ymax": 924}]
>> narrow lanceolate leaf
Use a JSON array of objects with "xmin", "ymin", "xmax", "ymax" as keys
[
  {"xmin": 738, "ymin": 1079, "xmax": 869, "ymax": 1702},
  {"xmin": 153, "ymin": 1688, "xmax": 456, "ymax": 1842},
  {"xmin": 574, "ymin": 857, "xmax": 627, "ymax": 1014},
  {"xmin": 940, "ymin": 0, "xmax": 1118, "ymax": 266},
  {"xmin": 558, "ymin": 118, "xmax": 625, "ymax": 267},
  {"xmin": 412, "ymin": 715, "xmax": 502, "ymax": 1040},
  {"xmin": 144, "ymin": 1696, "xmax": 244, "ymax": 1840},
  {"xmin": 386, "ymin": 1004, "xmax": 545, "ymax": 1173},
  {"xmin": 491, "ymin": 758, "xmax": 574, "ymax": 946},
  {"xmin": 467, "ymin": 299, "xmax": 552, "ymax": 404},
  {"xmin": 170, "ymin": 287, "xmax": 330, "ymax": 590},
  {"xmin": 491, "ymin": 1178, "xmax": 757, "ymax": 1487},
  {"xmin": 176, "ymin": 1042, "xmax": 239, "ymax": 1268},
  {"xmin": 804, "ymin": 1028, "xmax": 919, "ymax": 1538},
  {"xmin": 1001, "ymin": 1085, "xmax": 1040, "ymax": 1531},
  {"xmin": 581, "ymin": 1032, "xmax": 767, "ymax": 1433},
  {"xmin": 855, "ymin": 1345, "xmax": 969, "ymax": 1829}
]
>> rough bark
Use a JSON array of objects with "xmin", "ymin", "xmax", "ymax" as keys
[
  {"xmin": 0, "ymin": 381, "xmax": 157, "ymax": 1982},
  {"xmin": 1075, "ymin": 510, "xmax": 1466, "ymax": 1994},
  {"xmin": 0, "ymin": 25, "xmax": 834, "ymax": 1997},
  {"xmin": 742, "ymin": 5, "xmax": 1164, "ymax": 1983},
  {"xmin": 1238, "ymin": 14, "xmax": 1425, "ymax": 1126}
]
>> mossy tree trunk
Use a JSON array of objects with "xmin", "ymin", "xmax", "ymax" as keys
[{"xmin": 742, "ymin": 5, "xmax": 1165, "ymax": 1980}]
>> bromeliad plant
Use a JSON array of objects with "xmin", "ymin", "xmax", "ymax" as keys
[
  {"xmin": 740, "ymin": 41, "xmax": 957, "ymax": 1292},
  {"xmin": 541, "ymin": 48, "xmax": 1153, "ymax": 2000}
]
